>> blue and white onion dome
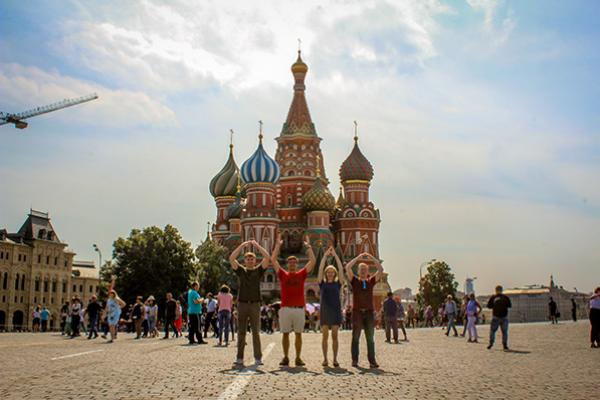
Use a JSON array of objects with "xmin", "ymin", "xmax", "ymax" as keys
[{"xmin": 241, "ymin": 132, "xmax": 280, "ymax": 184}]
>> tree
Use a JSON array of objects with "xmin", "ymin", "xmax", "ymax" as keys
[
  {"xmin": 194, "ymin": 237, "xmax": 236, "ymax": 296},
  {"xmin": 100, "ymin": 225, "xmax": 197, "ymax": 307},
  {"xmin": 416, "ymin": 260, "xmax": 459, "ymax": 314}
]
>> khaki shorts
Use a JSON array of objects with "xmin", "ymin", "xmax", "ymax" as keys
[{"xmin": 279, "ymin": 307, "xmax": 305, "ymax": 333}]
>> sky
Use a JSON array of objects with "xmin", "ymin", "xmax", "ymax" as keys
[{"xmin": 1, "ymin": 0, "xmax": 599, "ymax": 294}]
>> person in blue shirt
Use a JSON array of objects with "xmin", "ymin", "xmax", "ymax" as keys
[
  {"xmin": 40, "ymin": 306, "xmax": 50, "ymax": 332},
  {"xmin": 187, "ymin": 281, "xmax": 206, "ymax": 345}
]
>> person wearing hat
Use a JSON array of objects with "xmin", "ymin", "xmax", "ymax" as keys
[
  {"xmin": 229, "ymin": 240, "xmax": 272, "ymax": 367},
  {"xmin": 444, "ymin": 295, "xmax": 458, "ymax": 337},
  {"xmin": 271, "ymin": 232, "xmax": 316, "ymax": 367}
]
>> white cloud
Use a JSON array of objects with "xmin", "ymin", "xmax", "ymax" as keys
[
  {"xmin": 466, "ymin": 0, "xmax": 516, "ymax": 46},
  {"xmin": 0, "ymin": 63, "xmax": 177, "ymax": 128}
]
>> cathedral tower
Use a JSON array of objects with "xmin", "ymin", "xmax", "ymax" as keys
[{"xmin": 275, "ymin": 50, "xmax": 328, "ymax": 255}]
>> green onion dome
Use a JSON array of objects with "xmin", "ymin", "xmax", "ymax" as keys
[{"xmin": 209, "ymin": 144, "xmax": 241, "ymax": 197}]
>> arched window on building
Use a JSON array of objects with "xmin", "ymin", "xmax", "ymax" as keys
[
  {"xmin": 52, "ymin": 281, "xmax": 57, "ymax": 293},
  {"xmin": 20, "ymin": 275, "xmax": 25, "ymax": 291},
  {"xmin": 35, "ymin": 278, "xmax": 40, "ymax": 292},
  {"xmin": 14, "ymin": 274, "xmax": 19, "ymax": 290},
  {"xmin": 287, "ymin": 194, "xmax": 293, "ymax": 206},
  {"xmin": 2, "ymin": 272, "xmax": 7, "ymax": 290},
  {"xmin": 44, "ymin": 279, "xmax": 49, "ymax": 292}
]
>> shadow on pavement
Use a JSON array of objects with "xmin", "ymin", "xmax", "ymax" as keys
[
  {"xmin": 503, "ymin": 349, "xmax": 531, "ymax": 354},
  {"xmin": 219, "ymin": 366, "xmax": 268, "ymax": 376},
  {"xmin": 268, "ymin": 367, "xmax": 321, "ymax": 376},
  {"xmin": 323, "ymin": 366, "xmax": 353, "ymax": 376},
  {"xmin": 354, "ymin": 366, "xmax": 399, "ymax": 376}
]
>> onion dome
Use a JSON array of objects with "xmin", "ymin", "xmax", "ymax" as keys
[
  {"xmin": 339, "ymin": 123, "xmax": 374, "ymax": 182},
  {"xmin": 209, "ymin": 141, "xmax": 241, "ymax": 197},
  {"xmin": 302, "ymin": 156, "xmax": 335, "ymax": 212},
  {"xmin": 226, "ymin": 179, "xmax": 244, "ymax": 219},
  {"xmin": 291, "ymin": 50, "xmax": 308, "ymax": 74},
  {"xmin": 241, "ymin": 124, "xmax": 280, "ymax": 184}
]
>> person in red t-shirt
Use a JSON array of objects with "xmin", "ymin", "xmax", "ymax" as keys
[
  {"xmin": 345, "ymin": 252, "xmax": 384, "ymax": 369},
  {"xmin": 271, "ymin": 232, "xmax": 316, "ymax": 367}
]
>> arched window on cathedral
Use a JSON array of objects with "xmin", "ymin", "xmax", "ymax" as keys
[
  {"xmin": 2, "ymin": 272, "xmax": 7, "ymax": 290},
  {"xmin": 21, "ymin": 275, "xmax": 25, "ymax": 291},
  {"xmin": 287, "ymin": 194, "xmax": 293, "ymax": 206},
  {"xmin": 287, "ymin": 170, "xmax": 295, "ymax": 176},
  {"xmin": 14, "ymin": 274, "xmax": 19, "ymax": 290},
  {"xmin": 35, "ymin": 278, "xmax": 40, "ymax": 292}
]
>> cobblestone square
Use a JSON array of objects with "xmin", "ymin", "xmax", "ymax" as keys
[{"xmin": 0, "ymin": 321, "xmax": 597, "ymax": 399}]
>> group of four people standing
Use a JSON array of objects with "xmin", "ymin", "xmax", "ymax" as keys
[{"xmin": 227, "ymin": 234, "xmax": 383, "ymax": 368}]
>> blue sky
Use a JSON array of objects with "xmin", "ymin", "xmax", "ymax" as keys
[{"xmin": 1, "ymin": 0, "xmax": 599, "ymax": 294}]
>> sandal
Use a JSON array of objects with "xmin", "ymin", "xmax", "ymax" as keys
[
  {"xmin": 333, "ymin": 361, "xmax": 340, "ymax": 368},
  {"xmin": 322, "ymin": 360, "xmax": 328, "ymax": 367}
]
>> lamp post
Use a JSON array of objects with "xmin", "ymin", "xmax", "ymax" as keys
[
  {"xmin": 419, "ymin": 258, "xmax": 436, "ymax": 280},
  {"xmin": 93, "ymin": 244, "xmax": 102, "ymax": 294}
]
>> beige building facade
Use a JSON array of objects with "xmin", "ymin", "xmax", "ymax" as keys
[{"xmin": 0, "ymin": 210, "xmax": 99, "ymax": 331}]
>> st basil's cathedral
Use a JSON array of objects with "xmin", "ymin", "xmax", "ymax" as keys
[{"xmin": 208, "ymin": 50, "xmax": 391, "ymax": 309}]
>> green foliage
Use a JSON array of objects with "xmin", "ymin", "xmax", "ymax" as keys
[
  {"xmin": 416, "ymin": 260, "xmax": 458, "ymax": 313},
  {"xmin": 100, "ymin": 225, "xmax": 197, "ymax": 306},
  {"xmin": 194, "ymin": 238, "xmax": 236, "ymax": 296}
]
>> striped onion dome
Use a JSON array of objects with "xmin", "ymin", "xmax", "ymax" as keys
[
  {"xmin": 339, "ymin": 136, "xmax": 373, "ymax": 182},
  {"xmin": 209, "ymin": 144, "xmax": 241, "ymax": 197},
  {"xmin": 302, "ymin": 176, "xmax": 335, "ymax": 212},
  {"xmin": 241, "ymin": 134, "xmax": 280, "ymax": 184}
]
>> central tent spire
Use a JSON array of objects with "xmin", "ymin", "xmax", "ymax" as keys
[{"xmin": 280, "ymin": 46, "xmax": 317, "ymax": 137}]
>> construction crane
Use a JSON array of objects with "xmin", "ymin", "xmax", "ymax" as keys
[{"xmin": 0, "ymin": 93, "xmax": 98, "ymax": 129}]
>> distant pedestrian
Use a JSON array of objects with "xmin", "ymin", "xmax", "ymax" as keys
[
  {"xmin": 175, "ymin": 300, "xmax": 183, "ymax": 336},
  {"xmin": 70, "ymin": 297, "xmax": 82, "ymax": 338},
  {"xmin": 424, "ymin": 305, "xmax": 434, "ymax": 327},
  {"xmin": 163, "ymin": 293, "xmax": 178, "ymax": 339},
  {"xmin": 589, "ymin": 287, "xmax": 600, "ymax": 348},
  {"xmin": 317, "ymin": 246, "xmax": 344, "ymax": 367},
  {"xmin": 406, "ymin": 304, "xmax": 416, "ymax": 329},
  {"xmin": 32, "ymin": 305, "xmax": 41, "ymax": 332},
  {"xmin": 187, "ymin": 282, "xmax": 205, "ymax": 345},
  {"xmin": 146, "ymin": 296, "xmax": 158, "ymax": 338},
  {"xmin": 571, "ymin": 298, "xmax": 577, "ymax": 322},
  {"xmin": 383, "ymin": 292, "xmax": 398, "ymax": 343},
  {"xmin": 444, "ymin": 295, "xmax": 458, "ymax": 337},
  {"xmin": 345, "ymin": 252, "xmax": 383, "ymax": 369},
  {"xmin": 487, "ymin": 285, "xmax": 512, "ymax": 351},
  {"xmin": 395, "ymin": 296, "xmax": 408, "ymax": 341},
  {"xmin": 40, "ymin": 306, "xmax": 50, "ymax": 332},
  {"xmin": 466, "ymin": 293, "xmax": 482, "ymax": 343},
  {"xmin": 549, "ymin": 297, "xmax": 558, "ymax": 324},
  {"xmin": 85, "ymin": 295, "xmax": 101, "ymax": 339},
  {"xmin": 204, "ymin": 293, "xmax": 218, "ymax": 338},
  {"xmin": 217, "ymin": 285, "xmax": 233, "ymax": 346},
  {"xmin": 104, "ymin": 290, "xmax": 125, "ymax": 343},
  {"xmin": 132, "ymin": 296, "xmax": 145, "ymax": 339},
  {"xmin": 60, "ymin": 301, "xmax": 69, "ymax": 335},
  {"xmin": 460, "ymin": 295, "xmax": 469, "ymax": 337}
]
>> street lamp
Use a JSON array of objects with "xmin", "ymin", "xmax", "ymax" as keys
[
  {"xmin": 419, "ymin": 258, "xmax": 436, "ymax": 280},
  {"xmin": 93, "ymin": 244, "xmax": 102, "ymax": 294}
]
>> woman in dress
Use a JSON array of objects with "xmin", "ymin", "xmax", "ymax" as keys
[
  {"xmin": 318, "ymin": 245, "xmax": 344, "ymax": 367},
  {"xmin": 105, "ymin": 290, "xmax": 125, "ymax": 343}
]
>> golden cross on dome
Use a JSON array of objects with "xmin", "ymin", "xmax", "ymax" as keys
[
  {"xmin": 353, "ymin": 120, "xmax": 358, "ymax": 143},
  {"xmin": 258, "ymin": 120, "xmax": 263, "ymax": 142},
  {"xmin": 298, "ymin": 38, "xmax": 302, "ymax": 52},
  {"xmin": 229, "ymin": 129, "xmax": 234, "ymax": 149}
]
